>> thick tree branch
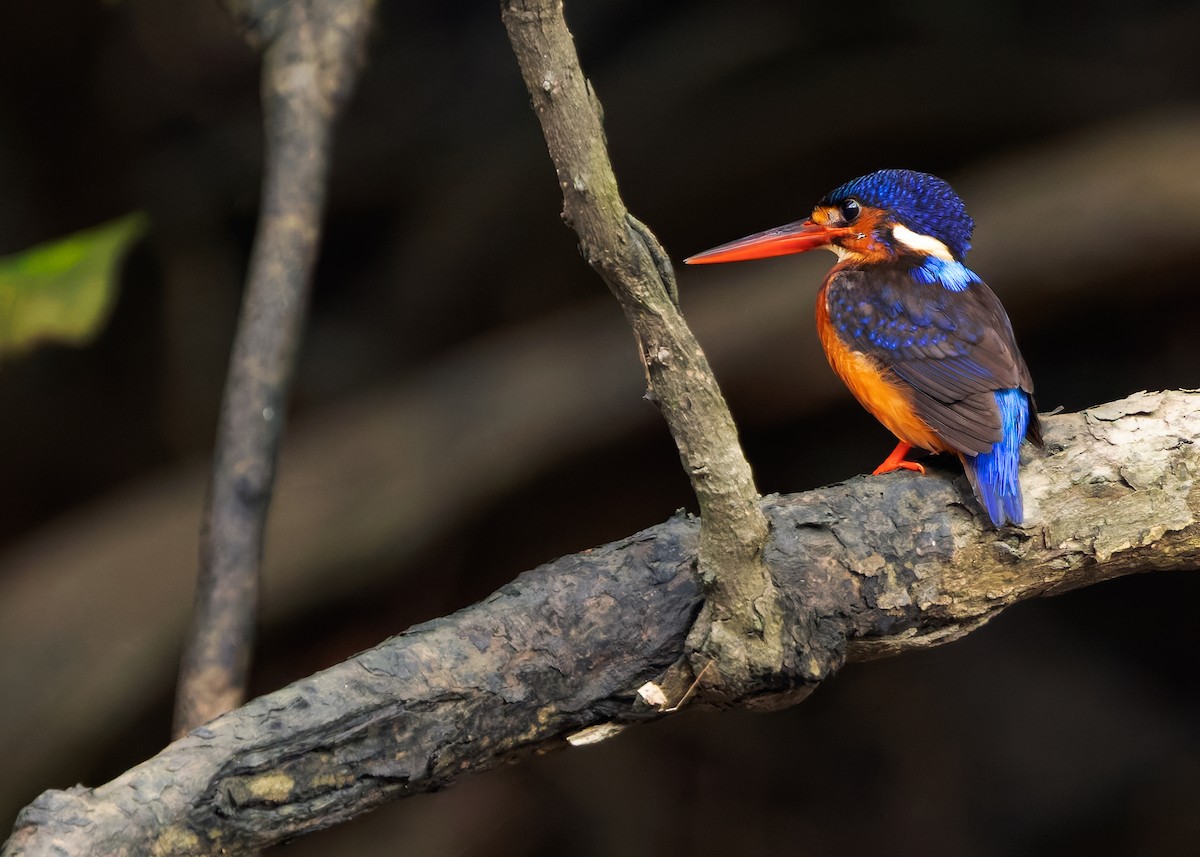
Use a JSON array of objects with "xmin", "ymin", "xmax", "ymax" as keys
[
  {"xmin": 501, "ymin": 0, "xmax": 785, "ymax": 700},
  {"xmin": 6, "ymin": 391, "xmax": 1198, "ymax": 857},
  {"xmin": 174, "ymin": 0, "xmax": 375, "ymax": 736},
  {"xmin": 2, "ymin": 114, "xmax": 1195, "ymax": 817}
]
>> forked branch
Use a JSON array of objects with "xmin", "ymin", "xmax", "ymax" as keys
[{"xmin": 500, "ymin": 0, "xmax": 786, "ymax": 700}]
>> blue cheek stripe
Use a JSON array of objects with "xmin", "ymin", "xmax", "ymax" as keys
[{"xmin": 912, "ymin": 257, "xmax": 980, "ymax": 292}]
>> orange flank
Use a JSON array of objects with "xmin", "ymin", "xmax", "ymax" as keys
[{"xmin": 815, "ymin": 282, "xmax": 951, "ymax": 459}]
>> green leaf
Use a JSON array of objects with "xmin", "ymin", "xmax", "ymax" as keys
[{"xmin": 0, "ymin": 212, "xmax": 148, "ymax": 359}]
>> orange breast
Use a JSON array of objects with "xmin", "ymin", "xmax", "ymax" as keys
[{"xmin": 815, "ymin": 282, "xmax": 949, "ymax": 454}]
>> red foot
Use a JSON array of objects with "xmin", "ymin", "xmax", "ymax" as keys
[{"xmin": 872, "ymin": 441, "xmax": 926, "ymax": 476}]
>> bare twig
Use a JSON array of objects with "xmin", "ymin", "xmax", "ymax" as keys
[
  {"xmin": 173, "ymin": 0, "xmax": 376, "ymax": 737},
  {"xmin": 500, "ymin": 0, "xmax": 788, "ymax": 701},
  {"xmin": 6, "ymin": 391, "xmax": 1199, "ymax": 857}
]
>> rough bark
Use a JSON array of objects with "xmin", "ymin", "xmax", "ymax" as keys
[
  {"xmin": 501, "ymin": 0, "xmax": 784, "ymax": 702},
  {"xmin": 5, "ymin": 390, "xmax": 1198, "ymax": 857}
]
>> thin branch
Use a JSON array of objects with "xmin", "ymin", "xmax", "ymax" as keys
[
  {"xmin": 500, "ymin": 0, "xmax": 784, "ymax": 700},
  {"xmin": 173, "ymin": 0, "xmax": 376, "ymax": 737},
  {"xmin": 5, "ymin": 391, "xmax": 1198, "ymax": 857}
]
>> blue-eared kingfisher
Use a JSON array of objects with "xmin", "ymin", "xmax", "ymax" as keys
[{"xmin": 685, "ymin": 169, "xmax": 1041, "ymax": 526}]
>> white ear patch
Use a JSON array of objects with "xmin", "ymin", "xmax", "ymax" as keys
[{"xmin": 891, "ymin": 223, "xmax": 954, "ymax": 260}]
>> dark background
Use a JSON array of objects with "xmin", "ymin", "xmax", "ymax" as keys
[{"xmin": 2, "ymin": 1, "xmax": 1199, "ymax": 854}]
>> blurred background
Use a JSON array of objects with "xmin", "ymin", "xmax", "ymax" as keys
[{"xmin": 2, "ymin": 0, "xmax": 1199, "ymax": 854}]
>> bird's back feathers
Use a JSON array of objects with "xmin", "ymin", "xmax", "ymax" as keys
[{"xmin": 821, "ymin": 260, "xmax": 1038, "ymax": 457}]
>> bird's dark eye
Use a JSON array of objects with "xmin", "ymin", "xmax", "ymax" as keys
[{"xmin": 839, "ymin": 198, "xmax": 861, "ymax": 224}]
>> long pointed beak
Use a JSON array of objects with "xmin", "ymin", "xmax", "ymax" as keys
[{"xmin": 684, "ymin": 219, "xmax": 851, "ymax": 265}]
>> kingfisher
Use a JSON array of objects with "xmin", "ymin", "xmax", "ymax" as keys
[{"xmin": 685, "ymin": 169, "xmax": 1041, "ymax": 526}]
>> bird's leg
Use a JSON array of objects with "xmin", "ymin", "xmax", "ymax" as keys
[{"xmin": 872, "ymin": 441, "xmax": 925, "ymax": 475}]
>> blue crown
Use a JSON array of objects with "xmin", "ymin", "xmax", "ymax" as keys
[{"xmin": 819, "ymin": 169, "xmax": 974, "ymax": 261}]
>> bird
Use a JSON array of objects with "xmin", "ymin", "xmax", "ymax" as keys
[{"xmin": 685, "ymin": 169, "xmax": 1041, "ymax": 526}]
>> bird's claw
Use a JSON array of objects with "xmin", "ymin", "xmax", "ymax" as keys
[{"xmin": 872, "ymin": 460, "xmax": 925, "ymax": 476}]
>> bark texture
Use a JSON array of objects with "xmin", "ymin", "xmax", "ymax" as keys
[
  {"xmin": 5, "ymin": 390, "xmax": 1198, "ymax": 857},
  {"xmin": 501, "ymin": 0, "xmax": 784, "ymax": 701}
]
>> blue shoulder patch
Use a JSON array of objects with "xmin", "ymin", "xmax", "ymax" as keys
[{"xmin": 911, "ymin": 257, "xmax": 980, "ymax": 292}]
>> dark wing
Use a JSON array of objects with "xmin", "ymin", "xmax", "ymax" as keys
[{"xmin": 826, "ymin": 264, "xmax": 1036, "ymax": 455}]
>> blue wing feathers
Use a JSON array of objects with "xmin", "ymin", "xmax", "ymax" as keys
[
  {"xmin": 962, "ymin": 389, "xmax": 1030, "ymax": 526},
  {"xmin": 828, "ymin": 264, "xmax": 1034, "ymax": 455},
  {"xmin": 825, "ymin": 263, "xmax": 1039, "ymax": 525}
]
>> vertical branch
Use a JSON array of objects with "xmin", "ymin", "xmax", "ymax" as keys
[
  {"xmin": 501, "ymin": 0, "xmax": 798, "ymax": 698},
  {"xmin": 173, "ymin": 0, "xmax": 376, "ymax": 737}
]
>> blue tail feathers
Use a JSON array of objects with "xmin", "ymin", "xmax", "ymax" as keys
[{"xmin": 962, "ymin": 389, "xmax": 1031, "ymax": 526}]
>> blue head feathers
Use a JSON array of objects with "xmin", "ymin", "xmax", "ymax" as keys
[{"xmin": 819, "ymin": 169, "xmax": 975, "ymax": 261}]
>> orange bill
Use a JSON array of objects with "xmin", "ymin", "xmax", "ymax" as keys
[{"xmin": 684, "ymin": 219, "xmax": 852, "ymax": 264}]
